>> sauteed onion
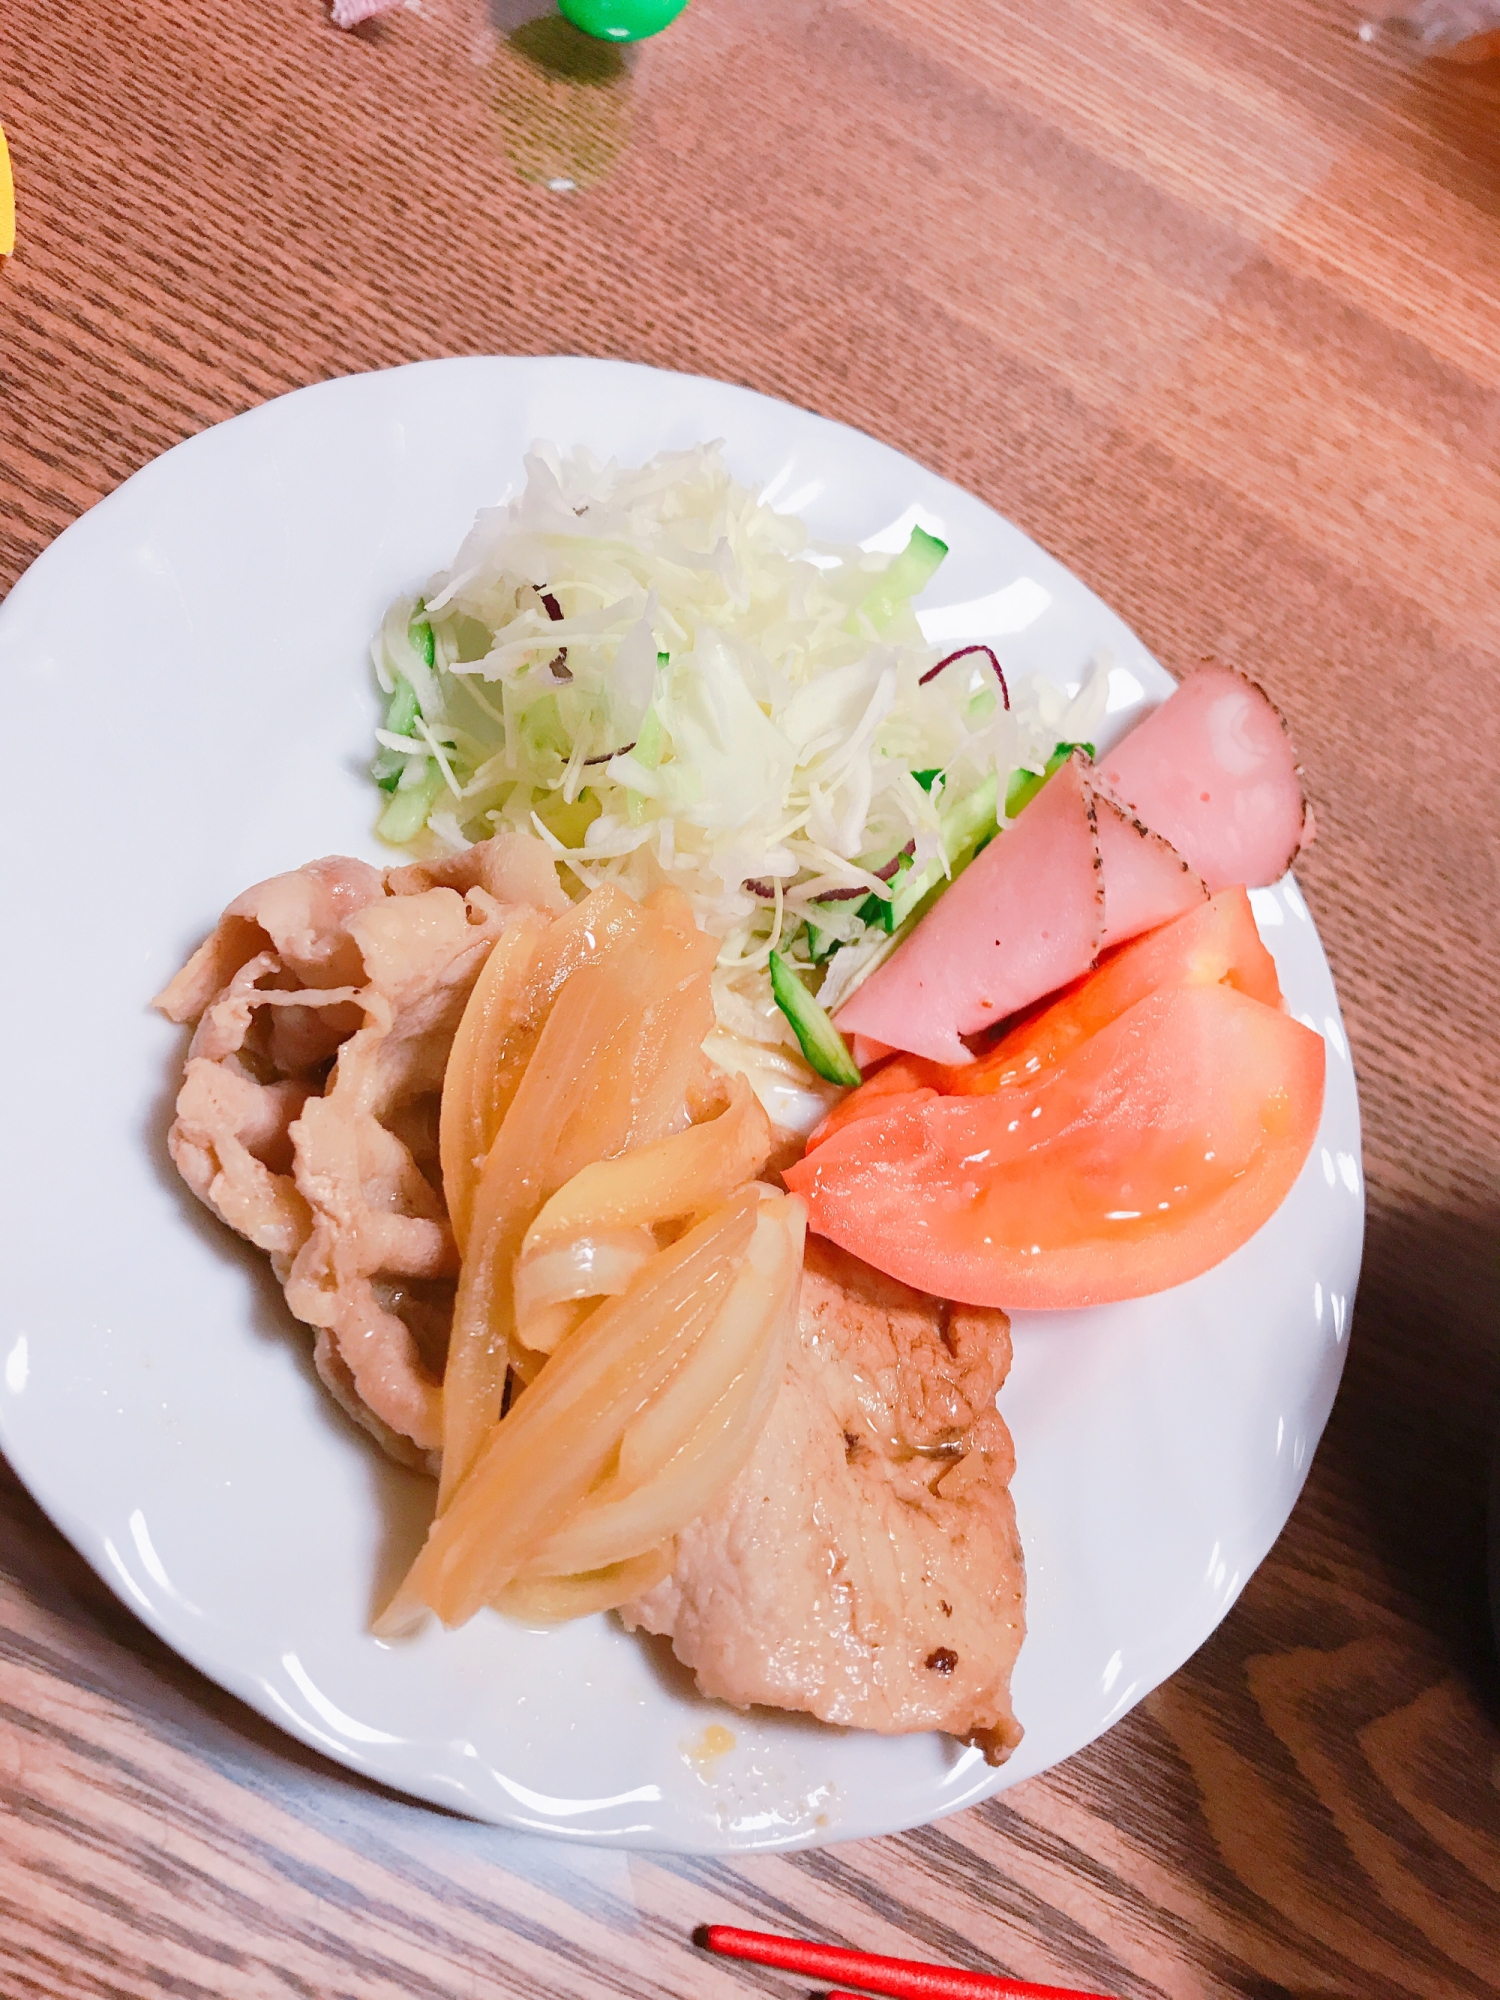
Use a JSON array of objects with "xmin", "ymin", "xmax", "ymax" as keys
[{"xmin": 384, "ymin": 884, "xmax": 803, "ymax": 1629}]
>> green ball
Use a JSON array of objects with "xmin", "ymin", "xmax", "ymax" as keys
[{"xmin": 557, "ymin": 0, "xmax": 690, "ymax": 40}]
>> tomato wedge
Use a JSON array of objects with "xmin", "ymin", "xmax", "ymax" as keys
[
  {"xmin": 808, "ymin": 887, "xmax": 1280, "ymax": 1152},
  {"xmin": 784, "ymin": 980, "xmax": 1325, "ymax": 1309},
  {"xmin": 942, "ymin": 883, "xmax": 1282, "ymax": 1096}
]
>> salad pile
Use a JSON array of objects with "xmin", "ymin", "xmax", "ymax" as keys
[{"xmin": 366, "ymin": 443, "xmax": 1102, "ymax": 1086}]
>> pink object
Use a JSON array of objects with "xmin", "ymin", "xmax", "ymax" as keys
[
  {"xmin": 1094, "ymin": 791, "xmax": 1208, "ymax": 949},
  {"xmin": 831, "ymin": 666, "xmax": 1306, "ymax": 1067},
  {"xmin": 850, "ymin": 1034, "xmax": 895, "ymax": 1071},
  {"xmin": 835, "ymin": 754, "xmax": 1102, "ymax": 1066},
  {"xmin": 330, "ymin": 0, "xmax": 404, "ymax": 26},
  {"xmin": 1094, "ymin": 664, "xmax": 1309, "ymax": 892}
]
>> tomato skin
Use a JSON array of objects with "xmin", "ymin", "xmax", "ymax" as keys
[
  {"xmin": 811, "ymin": 886, "xmax": 1280, "ymax": 1153},
  {"xmin": 785, "ymin": 982, "xmax": 1325, "ymax": 1309},
  {"xmin": 948, "ymin": 883, "xmax": 1281, "ymax": 1097},
  {"xmin": 807, "ymin": 1067, "xmax": 939, "ymax": 1151}
]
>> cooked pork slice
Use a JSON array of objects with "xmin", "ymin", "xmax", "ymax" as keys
[
  {"xmin": 157, "ymin": 836, "xmax": 557, "ymax": 1472},
  {"xmin": 157, "ymin": 854, "xmax": 386, "ymax": 1026},
  {"xmin": 623, "ymin": 1238, "xmax": 1025, "ymax": 1762},
  {"xmin": 384, "ymin": 833, "xmax": 570, "ymax": 915}
]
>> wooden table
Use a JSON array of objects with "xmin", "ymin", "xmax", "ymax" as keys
[{"xmin": 3, "ymin": 3, "xmax": 1498, "ymax": 1994}]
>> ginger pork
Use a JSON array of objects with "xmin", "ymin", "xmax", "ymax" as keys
[
  {"xmin": 155, "ymin": 835, "xmax": 566, "ymax": 1471},
  {"xmin": 156, "ymin": 833, "xmax": 1026, "ymax": 1761},
  {"xmin": 624, "ymin": 1239, "xmax": 1024, "ymax": 1764}
]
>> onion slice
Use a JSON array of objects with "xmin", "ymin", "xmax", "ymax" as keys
[
  {"xmin": 438, "ymin": 892, "xmax": 718, "ymax": 1506},
  {"xmin": 512, "ymin": 1073, "xmax": 773, "ymax": 1354},
  {"xmin": 381, "ymin": 1191, "xmax": 760, "ymax": 1633},
  {"xmin": 438, "ymin": 884, "xmax": 646, "ymax": 1255},
  {"xmin": 526, "ymin": 1191, "xmax": 803, "ymax": 1576},
  {"xmin": 491, "ymin": 1546, "xmax": 673, "ymax": 1623},
  {"xmin": 513, "ymin": 1228, "xmax": 659, "ymax": 1315}
]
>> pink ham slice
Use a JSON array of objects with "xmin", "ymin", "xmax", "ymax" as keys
[
  {"xmin": 835, "ymin": 756, "xmax": 1211, "ymax": 1068},
  {"xmin": 836, "ymin": 754, "xmax": 1104, "ymax": 1067},
  {"xmin": 833, "ymin": 664, "xmax": 1302, "ymax": 1068},
  {"xmin": 1095, "ymin": 793, "xmax": 1208, "ymax": 949},
  {"xmin": 849, "ymin": 1034, "xmax": 896, "ymax": 1071},
  {"xmin": 1095, "ymin": 664, "xmax": 1309, "ymax": 891}
]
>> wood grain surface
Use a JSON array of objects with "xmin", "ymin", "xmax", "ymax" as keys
[{"xmin": 2, "ymin": 2, "xmax": 1499, "ymax": 1995}]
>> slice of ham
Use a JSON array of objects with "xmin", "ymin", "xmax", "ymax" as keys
[
  {"xmin": 833, "ymin": 665, "xmax": 1301, "ymax": 1067},
  {"xmin": 850, "ymin": 1034, "xmax": 895, "ymax": 1072},
  {"xmin": 1094, "ymin": 663, "xmax": 1309, "ymax": 891},
  {"xmin": 835, "ymin": 754, "xmax": 1103, "ymax": 1067},
  {"xmin": 1095, "ymin": 792, "xmax": 1208, "ymax": 949}
]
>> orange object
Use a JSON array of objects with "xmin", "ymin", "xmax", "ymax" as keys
[
  {"xmin": 785, "ymin": 897, "xmax": 1325, "ymax": 1309},
  {"xmin": 809, "ymin": 888, "xmax": 1282, "ymax": 1151},
  {"xmin": 0, "ymin": 124, "xmax": 14, "ymax": 259},
  {"xmin": 941, "ymin": 884, "xmax": 1283, "ymax": 1094}
]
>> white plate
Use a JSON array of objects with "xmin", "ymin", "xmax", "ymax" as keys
[{"xmin": 0, "ymin": 357, "xmax": 1362, "ymax": 1851}]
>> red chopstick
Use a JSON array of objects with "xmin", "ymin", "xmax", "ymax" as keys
[{"xmin": 700, "ymin": 1925, "xmax": 1116, "ymax": 2000}]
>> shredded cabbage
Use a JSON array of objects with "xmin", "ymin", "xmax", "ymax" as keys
[{"xmin": 368, "ymin": 442, "xmax": 1106, "ymax": 1097}]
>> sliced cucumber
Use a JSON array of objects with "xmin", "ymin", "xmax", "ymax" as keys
[
  {"xmin": 1004, "ymin": 740, "xmax": 1095, "ymax": 818},
  {"xmin": 887, "ymin": 772, "xmax": 1000, "ymax": 930},
  {"xmin": 519, "ymin": 690, "xmax": 569, "ymax": 760},
  {"xmin": 805, "ymin": 921, "xmax": 842, "ymax": 965},
  {"xmin": 769, "ymin": 950, "xmax": 862, "ymax": 1088},
  {"xmin": 410, "ymin": 608, "xmax": 437, "ymax": 670},
  {"xmin": 377, "ymin": 763, "xmax": 444, "ymax": 844},
  {"xmin": 856, "ymin": 852, "xmax": 915, "ymax": 934},
  {"xmin": 886, "ymin": 865, "xmax": 942, "ymax": 934},
  {"xmin": 374, "ymin": 609, "xmax": 435, "ymax": 795},
  {"xmin": 859, "ymin": 525, "xmax": 948, "ymax": 634},
  {"xmin": 371, "ymin": 672, "xmax": 424, "ymax": 790},
  {"xmin": 384, "ymin": 674, "xmax": 420, "ymax": 738},
  {"xmin": 939, "ymin": 770, "xmax": 1000, "ymax": 864}
]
